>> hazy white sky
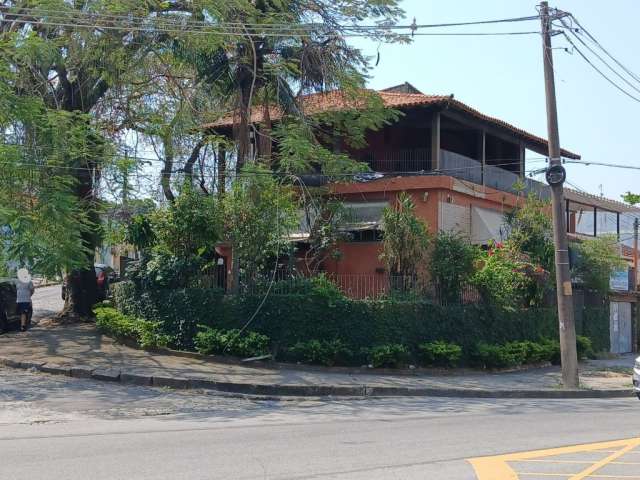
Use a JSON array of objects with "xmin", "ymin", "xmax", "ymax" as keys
[{"xmin": 352, "ymin": 0, "xmax": 640, "ymax": 202}]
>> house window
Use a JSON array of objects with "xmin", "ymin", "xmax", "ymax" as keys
[{"xmin": 348, "ymin": 229, "xmax": 384, "ymax": 243}]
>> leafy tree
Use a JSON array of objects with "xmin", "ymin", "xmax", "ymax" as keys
[
  {"xmin": 380, "ymin": 192, "xmax": 431, "ymax": 279},
  {"xmin": 504, "ymin": 194, "xmax": 554, "ymax": 272},
  {"xmin": 430, "ymin": 232, "xmax": 478, "ymax": 305},
  {"xmin": 195, "ymin": 0, "xmax": 405, "ymax": 171},
  {"xmin": 223, "ymin": 165, "xmax": 298, "ymax": 288},
  {"xmin": 0, "ymin": 107, "xmax": 101, "ymax": 283},
  {"xmin": 0, "ymin": 0, "xmax": 182, "ymax": 316},
  {"xmin": 622, "ymin": 192, "xmax": 640, "ymax": 206},
  {"xmin": 572, "ymin": 235, "xmax": 626, "ymax": 294},
  {"xmin": 127, "ymin": 188, "xmax": 221, "ymax": 289},
  {"xmin": 0, "ymin": 0, "xmax": 405, "ymax": 316}
]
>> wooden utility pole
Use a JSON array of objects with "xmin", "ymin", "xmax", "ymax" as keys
[
  {"xmin": 634, "ymin": 218, "xmax": 639, "ymax": 291},
  {"xmin": 540, "ymin": 1, "xmax": 579, "ymax": 388}
]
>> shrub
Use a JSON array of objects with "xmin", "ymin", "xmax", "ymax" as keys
[
  {"xmin": 471, "ymin": 342, "xmax": 527, "ymax": 369},
  {"xmin": 576, "ymin": 335, "xmax": 595, "ymax": 360},
  {"xmin": 537, "ymin": 337, "xmax": 594, "ymax": 364},
  {"xmin": 471, "ymin": 245, "xmax": 539, "ymax": 309},
  {"xmin": 194, "ymin": 326, "xmax": 270, "ymax": 358},
  {"xmin": 521, "ymin": 340, "xmax": 556, "ymax": 364},
  {"xmin": 366, "ymin": 344, "xmax": 410, "ymax": 368},
  {"xmin": 419, "ymin": 341, "xmax": 463, "ymax": 367},
  {"xmin": 287, "ymin": 339, "xmax": 353, "ymax": 366},
  {"xmin": 430, "ymin": 232, "xmax": 477, "ymax": 305},
  {"xmin": 94, "ymin": 306, "xmax": 172, "ymax": 349}
]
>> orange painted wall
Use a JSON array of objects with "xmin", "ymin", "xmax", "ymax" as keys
[{"xmin": 324, "ymin": 242, "xmax": 384, "ymax": 275}]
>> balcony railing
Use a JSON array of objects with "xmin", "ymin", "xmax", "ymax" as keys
[{"xmin": 362, "ymin": 148, "xmax": 550, "ymax": 199}]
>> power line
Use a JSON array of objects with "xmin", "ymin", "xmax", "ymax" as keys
[
  {"xmin": 566, "ymin": 13, "xmax": 640, "ymax": 85},
  {"xmin": 559, "ymin": 18, "xmax": 640, "ymax": 95},
  {"xmin": 2, "ymin": 8, "xmax": 540, "ymax": 31},
  {"xmin": 565, "ymin": 159, "xmax": 640, "ymax": 171},
  {"xmin": 0, "ymin": 154, "xmax": 549, "ymax": 175},
  {"xmin": 561, "ymin": 32, "xmax": 640, "ymax": 103},
  {"xmin": 0, "ymin": 15, "xmax": 540, "ymax": 38}
]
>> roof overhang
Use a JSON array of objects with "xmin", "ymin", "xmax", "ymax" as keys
[{"xmin": 201, "ymin": 89, "xmax": 581, "ymax": 160}]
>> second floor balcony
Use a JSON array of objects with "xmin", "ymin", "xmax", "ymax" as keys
[{"xmin": 359, "ymin": 147, "xmax": 550, "ymax": 199}]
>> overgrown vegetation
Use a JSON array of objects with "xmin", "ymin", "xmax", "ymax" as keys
[
  {"xmin": 572, "ymin": 235, "xmax": 627, "ymax": 294},
  {"xmin": 380, "ymin": 192, "xmax": 431, "ymax": 280},
  {"xmin": 429, "ymin": 232, "xmax": 477, "ymax": 305}
]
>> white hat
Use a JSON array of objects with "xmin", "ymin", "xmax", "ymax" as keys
[{"xmin": 17, "ymin": 268, "xmax": 31, "ymax": 283}]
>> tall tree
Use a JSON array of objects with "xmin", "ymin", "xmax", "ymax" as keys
[
  {"xmin": 0, "ymin": 0, "xmax": 196, "ymax": 317},
  {"xmin": 192, "ymin": 0, "xmax": 404, "ymax": 172}
]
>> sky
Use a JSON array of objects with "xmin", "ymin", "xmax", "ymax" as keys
[{"xmin": 350, "ymin": 0, "xmax": 640, "ymax": 202}]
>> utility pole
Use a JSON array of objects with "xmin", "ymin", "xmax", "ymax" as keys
[
  {"xmin": 540, "ymin": 1, "xmax": 579, "ymax": 388},
  {"xmin": 634, "ymin": 218, "xmax": 639, "ymax": 291}
]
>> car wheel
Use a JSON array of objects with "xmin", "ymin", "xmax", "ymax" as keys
[{"xmin": 637, "ymin": 393, "xmax": 640, "ymax": 401}]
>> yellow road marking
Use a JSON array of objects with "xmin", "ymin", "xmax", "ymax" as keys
[
  {"xmin": 468, "ymin": 438, "xmax": 640, "ymax": 480},
  {"xmin": 517, "ymin": 460, "xmax": 592, "ymax": 464},
  {"xmin": 518, "ymin": 473, "xmax": 573, "ymax": 477},
  {"xmin": 568, "ymin": 441, "xmax": 640, "ymax": 480},
  {"xmin": 587, "ymin": 476, "xmax": 640, "ymax": 479}
]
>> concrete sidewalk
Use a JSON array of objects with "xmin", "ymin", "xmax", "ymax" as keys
[{"xmin": 0, "ymin": 322, "xmax": 635, "ymax": 398}]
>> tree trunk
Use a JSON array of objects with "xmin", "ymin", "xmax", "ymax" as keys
[
  {"xmin": 62, "ymin": 267, "xmax": 98, "ymax": 319},
  {"xmin": 58, "ymin": 155, "xmax": 101, "ymax": 321},
  {"xmin": 258, "ymin": 91, "xmax": 272, "ymax": 165},
  {"xmin": 218, "ymin": 145, "xmax": 226, "ymax": 196},
  {"xmin": 235, "ymin": 77, "xmax": 253, "ymax": 172},
  {"xmin": 183, "ymin": 139, "xmax": 204, "ymax": 183},
  {"xmin": 160, "ymin": 131, "xmax": 176, "ymax": 203}
]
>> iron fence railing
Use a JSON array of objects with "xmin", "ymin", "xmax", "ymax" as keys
[
  {"xmin": 359, "ymin": 149, "xmax": 550, "ymax": 199},
  {"xmin": 193, "ymin": 271, "xmax": 483, "ymax": 304}
]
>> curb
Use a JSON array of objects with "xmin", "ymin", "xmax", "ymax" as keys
[{"xmin": 0, "ymin": 356, "xmax": 634, "ymax": 399}]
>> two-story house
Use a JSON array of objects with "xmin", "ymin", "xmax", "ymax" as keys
[{"xmin": 209, "ymin": 83, "xmax": 583, "ymax": 271}]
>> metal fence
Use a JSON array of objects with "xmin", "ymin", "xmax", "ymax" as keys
[
  {"xmin": 193, "ymin": 271, "xmax": 483, "ymax": 304},
  {"xmin": 362, "ymin": 148, "xmax": 431, "ymax": 173}
]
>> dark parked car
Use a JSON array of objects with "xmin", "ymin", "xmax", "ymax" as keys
[
  {"xmin": 61, "ymin": 264, "xmax": 117, "ymax": 301},
  {"xmin": 0, "ymin": 280, "xmax": 18, "ymax": 333}
]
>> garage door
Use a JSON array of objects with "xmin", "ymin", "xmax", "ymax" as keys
[{"xmin": 610, "ymin": 301, "xmax": 633, "ymax": 354}]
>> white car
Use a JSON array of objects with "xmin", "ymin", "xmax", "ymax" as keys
[{"xmin": 634, "ymin": 356, "xmax": 640, "ymax": 400}]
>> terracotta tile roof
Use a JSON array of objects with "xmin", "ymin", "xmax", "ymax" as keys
[{"xmin": 202, "ymin": 89, "xmax": 581, "ymax": 159}]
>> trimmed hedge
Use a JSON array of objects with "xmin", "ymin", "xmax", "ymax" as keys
[
  {"xmin": 94, "ymin": 306, "xmax": 173, "ymax": 349},
  {"xmin": 111, "ymin": 281, "xmax": 611, "ymax": 365},
  {"xmin": 194, "ymin": 326, "xmax": 270, "ymax": 358}
]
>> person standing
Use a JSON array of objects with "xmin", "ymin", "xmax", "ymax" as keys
[{"xmin": 15, "ymin": 268, "xmax": 34, "ymax": 332}]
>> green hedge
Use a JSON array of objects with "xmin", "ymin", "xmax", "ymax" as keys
[
  {"xmin": 111, "ymin": 281, "xmax": 611, "ymax": 362},
  {"xmin": 94, "ymin": 306, "xmax": 173, "ymax": 349}
]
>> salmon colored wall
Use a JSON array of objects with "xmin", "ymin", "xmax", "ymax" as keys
[{"xmin": 324, "ymin": 242, "xmax": 384, "ymax": 275}]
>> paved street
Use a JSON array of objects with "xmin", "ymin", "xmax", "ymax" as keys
[
  {"xmin": 1, "ymin": 367, "xmax": 639, "ymax": 480},
  {"xmin": 1, "ymin": 285, "xmax": 636, "ymax": 479},
  {"xmin": 31, "ymin": 285, "xmax": 64, "ymax": 322}
]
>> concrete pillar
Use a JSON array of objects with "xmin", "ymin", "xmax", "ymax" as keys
[{"xmin": 431, "ymin": 111, "xmax": 440, "ymax": 171}]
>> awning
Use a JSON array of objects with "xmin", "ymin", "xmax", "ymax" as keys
[
  {"xmin": 290, "ymin": 201, "xmax": 388, "ymax": 241},
  {"xmin": 471, "ymin": 206, "xmax": 506, "ymax": 245}
]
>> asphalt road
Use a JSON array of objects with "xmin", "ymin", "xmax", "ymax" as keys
[{"xmin": 1, "ymin": 367, "xmax": 639, "ymax": 480}]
